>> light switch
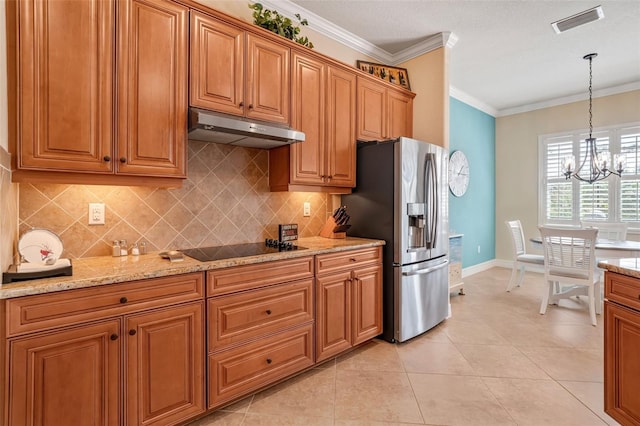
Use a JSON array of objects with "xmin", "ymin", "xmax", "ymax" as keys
[
  {"xmin": 88, "ymin": 203, "xmax": 105, "ymax": 225},
  {"xmin": 303, "ymin": 202, "xmax": 311, "ymax": 217}
]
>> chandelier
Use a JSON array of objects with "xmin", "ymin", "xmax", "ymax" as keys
[{"xmin": 562, "ymin": 53, "xmax": 625, "ymax": 183}]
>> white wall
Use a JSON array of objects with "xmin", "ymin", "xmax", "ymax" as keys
[{"xmin": 495, "ymin": 90, "xmax": 640, "ymax": 261}]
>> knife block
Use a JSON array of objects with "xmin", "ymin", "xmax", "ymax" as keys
[{"xmin": 319, "ymin": 216, "xmax": 346, "ymax": 239}]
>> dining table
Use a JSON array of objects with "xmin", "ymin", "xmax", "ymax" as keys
[{"xmin": 530, "ymin": 236, "xmax": 640, "ymax": 259}]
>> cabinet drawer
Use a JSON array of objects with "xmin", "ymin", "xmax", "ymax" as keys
[
  {"xmin": 6, "ymin": 273, "xmax": 204, "ymax": 337},
  {"xmin": 316, "ymin": 247, "xmax": 382, "ymax": 276},
  {"xmin": 208, "ymin": 279, "xmax": 313, "ymax": 352},
  {"xmin": 206, "ymin": 257, "xmax": 314, "ymax": 296},
  {"xmin": 606, "ymin": 272, "xmax": 640, "ymax": 312},
  {"xmin": 208, "ymin": 324, "xmax": 314, "ymax": 408}
]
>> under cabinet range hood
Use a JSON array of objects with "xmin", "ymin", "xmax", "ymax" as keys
[{"xmin": 188, "ymin": 108, "xmax": 305, "ymax": 149}]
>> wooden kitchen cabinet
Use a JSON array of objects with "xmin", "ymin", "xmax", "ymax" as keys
[
  {"xmin": 315, "ymin": 247, "xmax": 383, "ymax": 362},
  {"xmin": 190, "ymin": 11, "xmax": 290, "ymax": 124},
  {"xmin": 604, "ymin": 271, "xmax": 640, "ymax": 426},
  {"xmin": 8, "ymin": 320, "xmax": 121, "ymax": 426},
  {"xmin": 269, "ymin": 50, "xmax": 356, "ymax": 192},
  {"xmin": 125, "ymin": 302, "xmax": 205, "ymax": 426},
  {"xmin": 206, "ymin": 258, "xmax": 315, "ymax": 408},
  {"xmin": 4, "ymin": 272, "xmax": 205, "ymax": 426},
  {"xmin": 357, "ymin": 76, "xmax": 414, "ymax": 141},
  {"xmin": 8, "ymin": 0, "xmax": 187, "ymax": 185}
]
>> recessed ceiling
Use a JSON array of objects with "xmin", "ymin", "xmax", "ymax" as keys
[{"xmin": 272, "ymin": 0, "xmax": 640, "ymax": 116}]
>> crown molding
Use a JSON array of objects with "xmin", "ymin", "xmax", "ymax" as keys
[
  {"xmin": 497, "ymin": 81, "xmax": 640, "ymax": 117},
  {"xmin": 450, "ymin": 86, "xmax": 498, "ymax": 117},
  {"xmin": 257, "ymin": 0, "xmax": 394, "ymax": 63},
  {"xmin": 257, "ymin": 0, "xmax": 452, "ymax": 65}
]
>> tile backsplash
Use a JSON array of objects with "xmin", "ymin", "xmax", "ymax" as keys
[
  {"xmin": 18, "ymin": 141, "xmax": 331, "ymax": 259},
  {"xmin": 1, "ymin": 147, "xmax": 19, "ymax": 270}
]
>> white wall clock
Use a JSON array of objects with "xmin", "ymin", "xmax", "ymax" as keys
[{"xmin": 448, "ymin": 150, "xmax": 469, "ymax": 197}]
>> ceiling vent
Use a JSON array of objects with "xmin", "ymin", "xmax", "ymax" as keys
[{"xmin": 551, "ymin": 6, "xmax": 604, "ymax": 34}]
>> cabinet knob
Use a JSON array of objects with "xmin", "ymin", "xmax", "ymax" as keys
[
  {"xmin": 266, "ymin": 309, "xmax": 272, "ymax": 315},
  {"xmin": 119, "ymin": 157, "xmax": 126, "ymax": 163},
  {"xmin": 239, "ymin": 102, "xmax": 244, "ymax": 107},
  {"xmin": 266, "ymin": 358, "xmax": 272, "ymax": 364},
  {"xmin": 129, "ymin": 329, "xmax": 137, "ymax": 336},
  {"xmin": 103, "ymin": 155, "xmax": 111, "ymax": 162},
  {"xmin": 120, "ymin": 297, "xmax": 128, "ymax": 304},
  {"xmin": 110, "ymin": 334, "xmax": 118, "ymax": 341},
  {"xmin": 248, "ymin": 104, "xmax": 253, "ymax": 109}
]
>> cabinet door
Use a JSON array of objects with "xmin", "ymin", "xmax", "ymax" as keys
[
  {"xmin": 316, "ymin": 271, "xmax": 352, "ymax": 362},
  {"xmin": 190, "ymin": 11, "xmax": 244, "ymax": 116},
  {"xmin": 605, "ymin": 302, "xmax": 640, "ymax": 426},
  {"xmin": 388, "ymin": 88, "xmax": 414, "ymax": 138},
  {"xmin": 16, "ymin": 0, "xmax": 114, "ymax": 173},
  {"xmin": 125, "ymin": 302, "xmax": 205, "ymax": 426},
  {"xmin": 8, "ymin": 320, "xmax": 120, "ymax": 426},
  {"xmin": 352, "ymin": 264, "xmax": 383, "ymax": 345},
  {"xmin": 326, "ymin": 66, "xmax": 357, "ymax": 187},
  {"xmin": 116, "ymin": 0, "xmax": 187, "ymax": 177},
  {"xmin": 290, "ymin": 51, "xmax": 326, "ymax": 185},
  {"xmin": 357, "ymin": 77, "xmax": 386, "ymax": 141},
  {"xmin": 246, "ymin": 33, "xmax": 290, "ymax": 124}
]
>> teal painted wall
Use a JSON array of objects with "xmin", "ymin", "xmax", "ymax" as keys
[{"xmin": 449, "ymin": 98, "xmax": 495, "ymax": 268}]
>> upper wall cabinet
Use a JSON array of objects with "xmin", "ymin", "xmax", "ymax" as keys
[
  {"xmin": 190, "ymin": 11, "xmax": 290, "ymax": 125},
  {"xmin": 357, "ymin": 77, "xmax": 414, "ymax": 141},
  {"xmin": 269, "ymin": 50, "xmax": 356, "ymax": 193},
  {"xmin": 9, "ymin": 0, "xmax": 188, "ymax": 185}
]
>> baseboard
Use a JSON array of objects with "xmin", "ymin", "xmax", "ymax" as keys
[{"xmin": 463, "ymin": 259, "xmax": 544, "ymax": 277}]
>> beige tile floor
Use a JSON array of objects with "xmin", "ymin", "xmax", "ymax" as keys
[{"xmin": 188, "ymin": 267, "xmax": 620, "ymax": 426}]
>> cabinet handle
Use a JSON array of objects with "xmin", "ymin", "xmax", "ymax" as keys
[
  {"xmin": 266, "ymin": 309, "xmax": 272, "ymax": 315},
  {"xmin": 103, "ymin": 155, "xmax": 111, "ymax": 162},
  {"xmin": 119, "ymin": 157, "xmax": 126, "ymax": 163},
  {"xmin": 349, "ymin": 258, "xmax": 357, "ymax": 262},
  {"xmin": 129, "ymin": 329, "xmax": 137, "ymax": 336},
  {"xmin": 266, "ymin": 358, "xmax": 272, "ymax": 364},
  {"xmin": 110, "ymin": 334, "xmax": 118, "ymax": 341},
  {"xmin": 120, "ymin": 297, "xmax": 128, "ymax": 304}
]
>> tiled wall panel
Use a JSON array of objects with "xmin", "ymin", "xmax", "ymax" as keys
[{"xmin": 18, "ymin": 142, "xmax": 330, "ymax": 259}]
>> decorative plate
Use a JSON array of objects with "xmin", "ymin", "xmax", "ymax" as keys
[{"xmin": 18, "ymin": 229, "xmax": 64, "ymax": 264}]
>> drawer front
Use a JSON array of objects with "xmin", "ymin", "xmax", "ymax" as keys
[
  {"xmin": 208, "ymin": 279, "xmax": 313, "ymax": 352},
  {"xmin": 206, "ymin": 257, "xmax": 314, "ymax": 296},
  {"xmin": 6, "ymin": 273, "xmax": 204, "ymax": 337},
  {"xmin": 606, "ymin": 272, "xmax": 640, "ymax": 312},
  {"xmin": 208, "ymin": 324, "xmax": 314, "ymax": 408},
  {"xmin": 316, "ymin": 247, "xmax": 382, "ymax": 276}
]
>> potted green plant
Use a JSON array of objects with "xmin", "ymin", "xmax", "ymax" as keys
[{"xmin": 249, "ymin": 3, "xmax": 314, "ymax": 48}]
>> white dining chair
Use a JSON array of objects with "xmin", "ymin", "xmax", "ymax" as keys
[
  {"xmin": 538, "ymin": 226, "xmax": 600, "ymax": 326},
  {"xmin": 580, "ymin": 221, "xmax": 628, "ymax": 241},
  {"xmin": 505, "ymin": 220, "xmax": 544, "ymax": 292}
]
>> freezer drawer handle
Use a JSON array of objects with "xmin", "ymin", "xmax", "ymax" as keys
[{"xmin": 401, "ymin": 260, "xmax": 449, "ymax": 277}]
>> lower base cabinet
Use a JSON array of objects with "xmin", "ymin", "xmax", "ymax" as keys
[
  {"xmin": 9, "ymin": 320, "xmax": 121, "ymax": 426},
  {"xmin": 208, "ymin": 324, "xmax": 314, "ymax": 408},
  {"xmin": 604, "ymin": 270, "xmax": 640, "ymax": 426}
]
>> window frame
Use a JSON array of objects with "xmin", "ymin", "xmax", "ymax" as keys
[{"xmin": 538, "ymin": 122, "xmax": 640, "ymax": 230}]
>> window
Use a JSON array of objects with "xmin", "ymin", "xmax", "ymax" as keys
[{"xmin": 539, "ymin": 123, "xmax": 640, "ymax": 229}]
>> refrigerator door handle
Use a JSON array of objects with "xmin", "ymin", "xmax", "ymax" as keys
[
  {"xmin": 423, "ymin": 153, "xmax": 438, "ymax": 248},
  {"xmin": 401, "ymin": 259, "xmax": 449, "ymax": 276}
]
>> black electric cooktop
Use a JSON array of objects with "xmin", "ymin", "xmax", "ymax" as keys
[{"xmin": 180, "ymin": 240, "xmax": 307, "ymax": 262}]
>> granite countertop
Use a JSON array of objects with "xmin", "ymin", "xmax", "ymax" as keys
[
  {"xmin": 0, "ymin": 237, "xmax": 385, "ymax": 299},
  {"xmin": 598, "ymin": 258, "xmax": 640, "ymax": 280}
]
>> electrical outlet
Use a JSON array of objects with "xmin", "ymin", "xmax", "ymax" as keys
[
  {"xmin": 303, "ymin": 202, "xmax": 311, "ymax": 217},
  {"xmin": 88, "ymin": 203, "xmax": 105, "ymax": 225}
]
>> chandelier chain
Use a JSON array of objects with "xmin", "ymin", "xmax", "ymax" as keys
[{"xmin": 588, "ymin": 55, "xmax": 593, "ymax": 139}]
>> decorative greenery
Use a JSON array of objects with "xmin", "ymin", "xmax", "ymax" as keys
[{"xmin": 249, "ymin": 3, "xmax": 314, "ymax": 49}]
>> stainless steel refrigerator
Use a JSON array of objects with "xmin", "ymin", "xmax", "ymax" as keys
[{"xmin": 343, "ymin": 137, "xmax": 449, "ymax": 342}]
